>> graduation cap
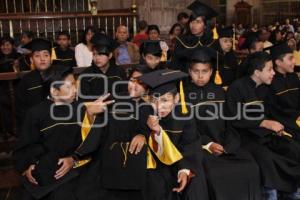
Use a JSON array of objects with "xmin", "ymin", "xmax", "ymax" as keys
[
  {"xmin": 91, "ymin": 33, "xmax": 118, "ymax": 55},
  {"xmin": 138, "ymin": 69, "xmax": 189, "ymax": 114},
  {"xmin": 187, "ymin": 1, "xmax": 218, "ymax": 20},
  {"xmin": 240, "ymin": 32, "xmax": 260, "ymax": 50},
  {"xmin": 269, "ymin": 42, "xmax": 293, "ymax": 60},
  {"xmin": 218, "ymin": 26, "xmax": 234, "ymax": 38},
  {"xmin": 140, "ymin": 40, "xmax": 162, "ymax": 57},
  {"xmin": 24, "ymin": 38, "xmax": 52, "ymax": 53}
]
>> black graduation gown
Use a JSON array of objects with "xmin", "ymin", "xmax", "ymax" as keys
[
  {"xmin": 171, "ymin": 32, "xmax": 217, "ymax": 73},
  {"xmin": 268, "ymin": 71, "xmax": 300, "ymax": 141},
  {"xmin": 139, "ymin": 105, "xmax": 208, "ymax": 200},
  {"xmin": 185, "ymin": 82, "xmax": 261, "ymax": 200},
  {"xmin": 211, "ymin": 43, "xmax": 238, "ymax": 87},
  {"xmin": 14, "ymin": 99, "xmax": 84, "ymax": 200},
  {"xmin": 16, "ymin": 70, "xmax": 49, "ymax": 135},
  {"xmin": 226, "ymin": 76, "xmax": 300, "ymax": 193},
  {"xmin": 78, "ymin": 63, "xmax": 127, "ymax": 101},
  {"xmin": 52, "ymin": 47, "xmax": 77, "ymax": 68}
]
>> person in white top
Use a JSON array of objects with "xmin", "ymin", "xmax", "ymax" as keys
[{"xmin": 75, "ymin": 26, "xmax": 96, "ymax": 67}]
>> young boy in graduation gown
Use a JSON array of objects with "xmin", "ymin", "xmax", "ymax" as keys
[
  {"xmin": 185, "ymin": 47, "xmax": 261, "ymax": 200},
  {"xmin": 267, "ymin": 43, "xmax": 300, "ymax": 142},
  {"xmin": 212, "ymin": 27, "xmax": 238, "ymax": 89},
  {"xmin": 172, "ymin": 1, "xmax": 218, "ymax": 72},
  {"xmin": 79, "ymin": 32, "xmax": 127, "ymax": 101},
  {"xmin": 70, "ymin": 65, "xmax": 151, "ymax": 200},
  {"xmin": 16, "ymin": 38, "xmax": 53, "ymax": 134},
  {"xmin": 226, "ymin": 51, "xmax": 300, "ymax": 200},
  {"xmin": 140, "ymin": 40, "xmax": 166, "ymax": 71},
  {"xmin": 51, "ymin": 31, "xmax": 77, "ymax": 68},
  {"xmin": 14, "ymin": 65, "xmax": 112, "ymax": 200},
  {"xmin": 137, "ymin": 69, "xmax": 208, "ymax": 200}
]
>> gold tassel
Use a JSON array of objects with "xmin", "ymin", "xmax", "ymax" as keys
[
  {"xmin": 282, "ymin": 131, "xmax": 293, "ymax": 138},
  {"xmin": 179, "ymin": 80, "xmax": 188, "ymax": 114},
  {"xmin": 296, "ymin": 120, "xmax": 300, "ymax": 127},
  {"xmin": 51, "ymin": 47, "xmax": 57, "ymax": 61},
  {"xmin": 214, "ymin": 51, "xmax": 223, "ymax": 85},
  {"xmin": 233, "ymin": 27, "xmax": 236, "ymax": 51},
  {"xmin": 147, "ymin": 129, "xmax": 183, "ymax": 169},
  {"xmin": 30, "ymin": 62, "xmax": 35, "ymax": 70},
  {"xmin": 213, "ymin": 27, "xmax": 219, "ymax": 40},
  {"xmin": 160, "ymin": 50, "xmax": 167, "ymax": 62}
]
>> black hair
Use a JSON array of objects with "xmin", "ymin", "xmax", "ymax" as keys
[
  {"xmin": 247, "ymin": 51, "xmax": 272, "ymax": 75},
  {"xmin": 0, "ymin": 36, "xmax": 15, "ymax": 46},
  {"xmin": 43, "ymin": 65, "xmax": 74, "ymax": 90},
  {"xmin": 138, "ymin": 20, "xmax": 148, "ymax": 31},
  {"xmin": 57, "ymin": 31, "xmax": 71, "ymax": 40},
  {"xmin": 22, "ymin": 31, "xmax": 34, "ymax": 39},
  {"xmin": 177, "ymin": 12, "xmax": 189, "ymax": 22},
  {"xmin": 81, "ymin": 26, "xmax": 97, "ymax": 44},
  {"xmin": 92, "ymin": 44, "xmax": 111, "ymax": 56},
  {"xmin": 147, "ymin": 25, "xmax": 160, "ymax": 35},
  {"xmin": 129, "ymin": 65, "xmax": 151, "ymax": 78},
  {"xmin": 169, "ymin": 23, "xmax": 184, "ymax": 35},
  {"xmin": 189, "ymin": 56, "xmax": 213, "ymax": 69}
]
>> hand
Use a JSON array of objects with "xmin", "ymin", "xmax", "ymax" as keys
[
  {"xmin": 260, "ymin": 120, "xmax": 284, "ymax": 134},
  {"xmin": 86, "ymin": 93, "xmax": 115, "ymax": 116},
  {"xmin": 147, "ymin": 115, "xmax": 160, "ymax": 133},
  {"xmin": 22, "ymin": 164, "xmax": 38, "ymax": 185},
  {"xmin": 129, "ymin": 134, "xmax": 146, "ymax": 155},
  {"xmin": 209, "ymin": 142, "xmax": 224, "ymax": 156},
  {"xmin": 55, "ymin": 157, "xmax": 74, "ymax": 180},
  {"xmin": 172, "ymin": 171, "xmax": 188, "ymax": 193}
]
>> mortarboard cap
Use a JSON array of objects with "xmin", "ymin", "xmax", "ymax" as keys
[
  {"xmin": 190, "ymin": 46, "xmax": 217, "ymax": 64},
  {"xmin": 140, "ymin": 40, "xmax": 162, "ymax": 57},
  {"xmin": 187, "ymin": 1, "xmax": 218, "ymax": 20},
  {"xmin": 23, "ymin": 38, "xmax": 52, "ymax": 53},
  {"xmin": 91, "ymin": 33, "xmax": 119, "ymax": 54},
  {"xmin": 218, "ymin": 26, "xmax": 234, "ymax": 38},
  {"xmin": 269, "ymin": 42, "xmax": 293, "ymax": 60}
]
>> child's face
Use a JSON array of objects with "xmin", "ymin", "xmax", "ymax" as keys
[
  {"xmin": 189, "ymin": 63, "xmax": 212, "ymax": 87},
  {"xmin": 144, "ymin": 54, "xmax": 160, "ymax": 69},
  {"xmin": 52, "ymin": 74, "xmax": 77, "ymax": 103},
  {"xmin": 93, "ymin": 51, "xmax": 111, "ymax": 68},
  {"xmin": 0, "ymin": 41, "xmax": 13, "ymax": 55},
  {"xmin": 150, "ymin": 92, "xmax": 179, "ymax": 118},
  {"xmin": 219, "ymin": 37, "xmax": 233, "ymax": 53},
  {"xmin": 149, "ymin": 30, "xmax": 159, "ymax": 40},
  {"xmin": 189, "ymin": 16, "xmax": 205, "ymax": 36},
  {"xmin": 57, "ymin": 35, "xmax": 70, "ymax": 49},
  {"xmin": 30, "ymin": 50, "xmax": 51, "ymax": 71},
  {"xmin": 276, "ymin": 53, "xmax": 296, "ymax": 73},
  {"xmin": 128, "ymin": 71, "xmax": 146, "ymax": 99},
  {"xmin": 256, "ymin": 60, "xmax": 275, "ymax": 85},
  {"xmin": 85, "ymin": 30, "xmax": 94, "ymax": 43}
]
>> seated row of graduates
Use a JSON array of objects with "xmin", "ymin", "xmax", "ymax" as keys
[{"xmin": 13, "ymin": 26, "xmax": 300, "ymax": 200}]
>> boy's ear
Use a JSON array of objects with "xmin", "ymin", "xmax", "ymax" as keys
[
  {"xmin": 50, "ymin": 87, "xmax": 58, "ymax": 97},
  {"xmin": 108, "ymin": 52, "xmax": 113, "ymax": 59},
  {"xmin": 174, "ymin": 93, "xmax": 180, "ymax": 104},
  {"xmin": 275, "ymin": 59, "xmax": 282, "ymax": 67}
]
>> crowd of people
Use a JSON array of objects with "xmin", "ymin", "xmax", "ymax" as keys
[{"xmin": 0, "ymin": 0, "xmax": 299, "ymax": 200}]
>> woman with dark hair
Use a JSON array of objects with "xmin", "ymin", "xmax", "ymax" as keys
[
  {"xmin": 167, "ymin": 23, "xmax": 184, "ymax": 53},
  {"xmin": 75, "ymin": 26, "xmax": 97, "ymax": 67},
  {"xmin": 171, "ymin": 1, "xmax": 218, "ymax": 72}
]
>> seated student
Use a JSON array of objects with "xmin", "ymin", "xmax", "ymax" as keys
[
  {"xmin": 14, "ymin": 65, "xmax": 111, "ymax": 200},
  {"xmin": 147, "ymin": 25, "xmax": 169, "ymax": 62},
  {"xmin": 70, "ymin": 65, "xmax": 150, "ymax": 200},
  {"xmin": 0, "ymin": 36, "xmax": 23, "ymax": 72},
  {"xmin": 137, "ymin": 69, "xmax": 208, "ymax": 200},
  {"xmin": 226, "ymin": 51, "xmax": 300, "ymax": 200},
  {"xmin": 185, "ymin": 47, "xmax": 261, "ymax": 200},
  {"xmin": 267, "ymin": 43, "xmax": 300, "ymax": 140},
  {"xmin": 16, "ymin": 38, "xmax": 53, "ymax": 134},
  {"xmin": 140, "ymin": 40, "xmax": 166, "ymax": 71},
  {"xmin": 17, "ymin": 31, "xmax": 34, "ymax": 55},
  {"xmin": 212, "ymin": 27, "xmax": 238, "ymax": 89},
  {"xmin": 52, "ymin": 31, "xmax": 77, "ymax": 68},
  {"xmin": 79, "ymin": 33, "xmax": 126, "ymax": 101},
  {"xmin": 114, "ymin": 25, "xmax": 140, "ymax": 65}
]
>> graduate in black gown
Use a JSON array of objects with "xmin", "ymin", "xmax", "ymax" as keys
[
  {"xmin": 226, "ymin": 51, "xmax": 300, "ymax": 200},
  {"xmin": 79, "ymin": 33, "xmax": 126, "ymax": 101},
  {"xmin": 211, "ymin": 27, "xmax": 238, "ymax": 89},
  {"xmin": 14, "ymin": 65, "xmax": 111, "ymax": 200},
  {"xmin": 15, "ymin": 38, "xmax": 53, "ymax": 135},
  {"xmin": 185, "ymin": 47, "xmax": 261, "ymax": 200},
  {"xmin": 138, "ymin": 69, "xmax": 208, "ymax": 200},
  {"xmin": 51, "ymin": 31, "xmax": 77, "ymax": 68},
  {"xmin": 140, "ymin": 40, "xmax": 166, "ymax": 71},
  {"xmin": 71, "ymin": 65, "xmax": 151, "ymax": 200},
  {"xmin": 171, "ymin": 1, "xmax": 218, "ymax": 72},
  {"xmin": 267, "ymin": 43, "xmax": 300, "ymax": 142}
]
